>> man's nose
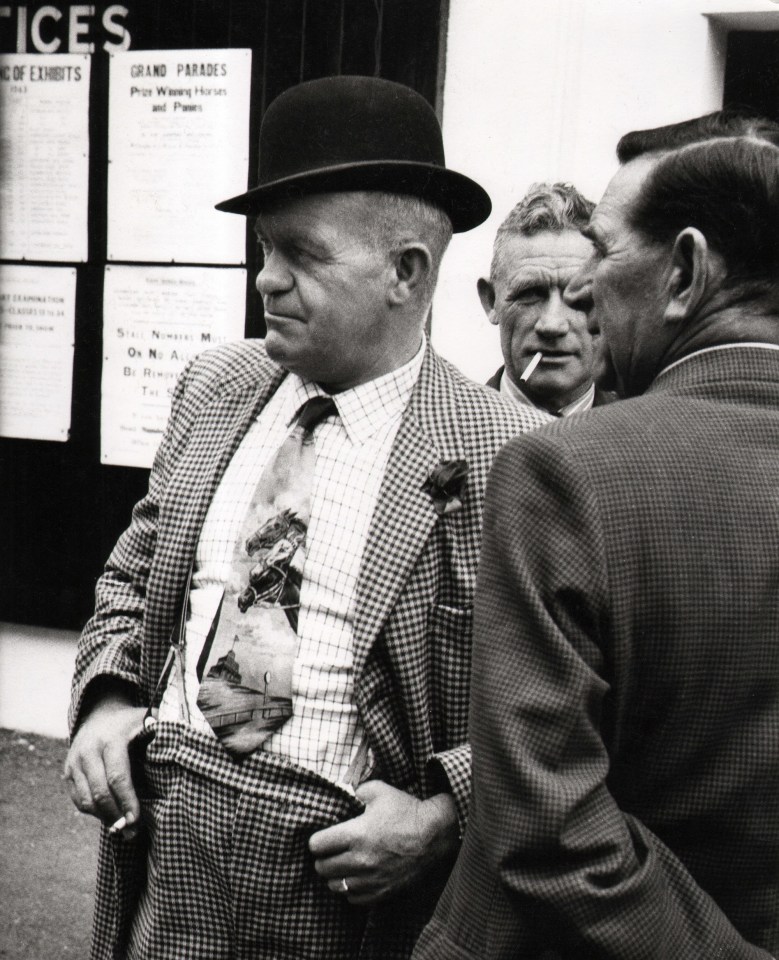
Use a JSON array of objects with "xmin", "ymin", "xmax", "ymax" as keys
[
  {"xmin": 255, "ymin": 252, "xmax": 292, "ymax": 297},
  {"xmin": 535, "ymin": 290, "xmax": 574, "ymax": 337}
]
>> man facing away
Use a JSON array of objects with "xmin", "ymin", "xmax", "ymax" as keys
[
  {"xmin": 413, "ymin": 111, "xmax": 779, "ymax": 959},
  {"xmin": 482, "ymin": 182, "xmax": 613, "ymax": 416},
  {"xmin": 62, "ymin": 75, "xmax": 548, "ymax": 960}
]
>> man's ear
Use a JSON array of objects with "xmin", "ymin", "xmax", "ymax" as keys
[
  {"xmin": 388, "ymin": 244, "xmax": 432, "ymax": 305},
  {"xmin": 477, "ymin": 277, "xmax": 498, "ymax": 324},
  {"xmin": 664, "ymin": 227, "xmax": 719, "ymax": 324}
]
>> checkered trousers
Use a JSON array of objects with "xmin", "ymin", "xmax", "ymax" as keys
[{"xmin": 105, "ymin": 722, "xmax": 367, "ymax": 960}]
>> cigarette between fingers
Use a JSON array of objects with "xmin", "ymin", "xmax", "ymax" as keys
[
  {"xmin": 519, "ymin": 351, "xmax": 543, "ymax": 382},
  {"xmin": 108, "ymin": 815, "xmax": 127, "ymax": 834}
]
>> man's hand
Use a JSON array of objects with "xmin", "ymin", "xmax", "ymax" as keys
[
  {"xmin": 308, "ymin": 780, "xmax": 459, "ymax": 905},
  {"xmin": 62, "ymin": 692, "xmax": 147, "ymax": 840}
]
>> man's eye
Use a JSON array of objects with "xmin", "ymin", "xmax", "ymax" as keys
[
  {"xmin": 290, "ymin": 244, "xmax": 318, "ymax": 264},
  {"xmin": 511, "ymin": 287, "xmax": 546, "ymax": 303}
]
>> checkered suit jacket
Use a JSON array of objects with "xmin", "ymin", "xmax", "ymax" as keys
[
  {"xmin": 69, "ymin": 338, "xmax": 548, "ymax": 959},
  {"xmin": 414, "ymin": 346, "xmax": 779, "ymax": 960}
]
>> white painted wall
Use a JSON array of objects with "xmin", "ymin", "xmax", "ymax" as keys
[{"xmin": 432, "ymin": 0, "xmax": 731, "ymax": 381}]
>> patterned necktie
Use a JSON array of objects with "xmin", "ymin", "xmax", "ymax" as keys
[{"xmin": 196, "ymin": 395, "xmax": 337, "ymax": 756}]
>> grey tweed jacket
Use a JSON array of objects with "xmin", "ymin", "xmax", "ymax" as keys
[
  {"xmin": 413, "ymin": 346, "xmax": 779, "ymax": 960},
  {"xmin": 69, "ymin": 338, "xmax": 548, "ymax": 959}
]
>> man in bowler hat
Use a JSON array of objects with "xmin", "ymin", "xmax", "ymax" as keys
[{"xmin": 63, "ymin": 75, "xmax": 547, "ymax": 959}]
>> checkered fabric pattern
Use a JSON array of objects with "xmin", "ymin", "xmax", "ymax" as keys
[
  {"xmin": 412, "ymin": 346, "xmax": 779, "ymax": 960},
  {"xmin": 159, "ymin": 345, "xmax": 425, "ymax": 783},
  {"xmin": 122, "ymin": 722, "xmax": 367, "ymax": 959},
  {"xmin": 71, "ymin": 338, "xmax": 547, "ymax": 960}
]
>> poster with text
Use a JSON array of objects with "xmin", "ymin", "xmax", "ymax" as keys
[
  {"xmin": 101, "ymin": 264, "xmax": 247, "ymax": 468},
  {"xmin": 0, "ymin": 265, "xmax": 76, "ymax": 441},
  {"xmin": 107, "ymin": 48, "xmax": 252, "ymax": 265},
  {"xmin": 0, "ymin": 55, "xmax": 90, "ymax": 262}
]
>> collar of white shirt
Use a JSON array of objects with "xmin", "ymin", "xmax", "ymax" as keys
[
  {"xmin": 501, "ymin": 368, "xmax": 595, "ymax": 417},
  {"xmin": 286, "ymin": 335, "xmax": 427, "ymax": 445}
]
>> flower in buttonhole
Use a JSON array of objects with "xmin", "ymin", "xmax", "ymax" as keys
[{"xmin": 423, "ymin": 460, "xmax": 469, "ymax": 515}]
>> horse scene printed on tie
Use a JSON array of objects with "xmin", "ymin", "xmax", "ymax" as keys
[
  {"xmin": 238, "ymin": 508, "xmax": 306, "ymax": 626},
  {"xmin": 197, "ymin": 506, "xmax": 308, "ymax": 754}
]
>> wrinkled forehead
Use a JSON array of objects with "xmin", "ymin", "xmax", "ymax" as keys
[{"xmin": 495, "ymin": 229, "xmax": 592, "ymax": 282}]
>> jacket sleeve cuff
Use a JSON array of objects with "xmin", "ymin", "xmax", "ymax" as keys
[
  {"xmin": 426, "ymin": 743, "xmax": 471, "ymax": 836},
  {"xmin": 68, "ymin": 655, "xmax": 143, "ymax": 738}
]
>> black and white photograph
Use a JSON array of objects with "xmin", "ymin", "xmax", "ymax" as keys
[{"xmin": 1, "ymin": 2, "xmax": 779, "ymax": 958}]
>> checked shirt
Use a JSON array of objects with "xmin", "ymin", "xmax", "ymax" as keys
[{"xmin": 160, "ymin": 343, "xmax": 425, "ymax": 783}]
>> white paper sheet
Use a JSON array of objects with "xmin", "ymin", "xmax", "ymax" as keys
[
  {"xmin": 107, "ymin": 49, "xmax": 252, "ymax": 265},
  {"xmin": 101, "ymin": 264, "xmax": 247, "ymax": 468},
  {"xmin": 0, "ymin": 265, "xmax": 76, "ymax": 441},
  {"xmin": 0, "ymin": 55, "xmax": 90, "ymax": 262}
]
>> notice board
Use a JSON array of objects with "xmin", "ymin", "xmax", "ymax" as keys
[{"xmin": 0, "ymin": 0, "xmax": 446, "ymax": 630}]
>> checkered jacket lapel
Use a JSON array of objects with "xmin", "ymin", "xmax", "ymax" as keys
[
  {"xmin": 158, "ymin": 369, "xmax": 285, "ymax": 553},
  {"xmin": 352, "ymin": 344, "xmax": 465, "ymax": 677}
]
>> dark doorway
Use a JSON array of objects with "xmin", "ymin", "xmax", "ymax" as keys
[{"xmin": 724, "ymin": 31, "xmax": 779, "ymax": 122}]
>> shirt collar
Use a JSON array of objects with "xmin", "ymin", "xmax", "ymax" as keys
[
  {"xmin": 655, "ymin": 342, "xmax": 779, "ymax": 382},
  {"xmin": 501, "ymin": 369, "xmax": 595, "ymax": 417},
  {"xmin": 287, "ymin": 335, "xmax": 426, "ymax": 444},
  {"xmin": 559, "ymin": 383, "xmax": 595, "ymax": 416}
]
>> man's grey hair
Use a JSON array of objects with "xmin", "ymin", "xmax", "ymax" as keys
[
  {"xmin": 355, "ymin": 191, "xmax": 454, "ymax": 304},
  {"xmin": 490, "ymin": 182, "xmax": 594, "ymax": 280}
]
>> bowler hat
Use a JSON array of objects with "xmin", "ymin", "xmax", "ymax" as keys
[{"xmin": 216, "ymin": 75, "xmax": 491, "ymax": 232}]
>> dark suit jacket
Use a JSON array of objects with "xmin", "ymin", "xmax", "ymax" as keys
[
  {"xmin": 487, "ymin": 365, "xmax": 615, "ymax": 412},
  {"xmin": 414, "ymin": 347, "xmax": 779, "ymax": 959},
  {"xmin": 69, "ymin": 339, "xmax": 548, "ymax": 960}
]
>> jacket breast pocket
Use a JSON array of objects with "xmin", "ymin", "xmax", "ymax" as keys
[{"xmin": 429, "ymin": 602, "xmax": 473, "ymax": 640}]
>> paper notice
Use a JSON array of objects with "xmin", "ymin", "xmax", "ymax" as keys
[
  {"xmin": 107, "ymin": 48, "xmax": 252, "ymax": 265},
  {"xmin": 0, "ymin": 55, "xmax": 90, "ymax": 262},
  {"xmin": 0, "ymin": 265, "xmax": 77, "ymax": 441},
  {"xmin": 101, "ymin": 264, "xmax": 246, "ymax": 468}
]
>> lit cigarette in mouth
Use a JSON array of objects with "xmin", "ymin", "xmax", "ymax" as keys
[{"xmin": 519, "ymin": 351, "xmax": 543, "ymax": 382}]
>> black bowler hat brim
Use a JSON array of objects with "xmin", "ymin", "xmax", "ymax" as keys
[
  {"xmin": 215, "ymin": 75, "xmax": 492, "ymax": 233},
  {"xmin": 216, "ymin": 159, "xmax": 491, "ymax": 233}
]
